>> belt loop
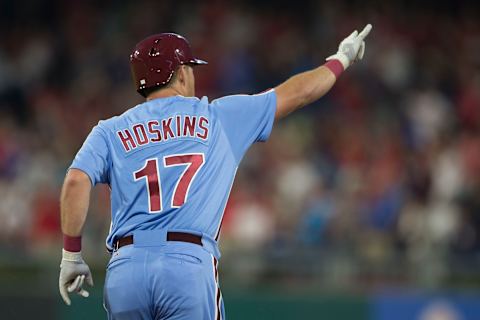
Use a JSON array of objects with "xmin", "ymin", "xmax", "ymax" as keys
[{"xmin": 201, "ymin": 233, "xmax": 221, "ymax": 260}]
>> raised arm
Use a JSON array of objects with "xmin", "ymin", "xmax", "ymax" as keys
[{"xmin": 275, "ymin": 24, "xmax": 372, "ymax": 120}]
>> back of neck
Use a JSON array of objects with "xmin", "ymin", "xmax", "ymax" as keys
[{"xmin": 147, "ymin": 87, "xmax": 184, "ymax": 101}]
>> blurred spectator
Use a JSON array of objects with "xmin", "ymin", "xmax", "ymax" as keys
[{"xmin": 1, "ymin": 0, "xmax": 479, "ymax": 289}]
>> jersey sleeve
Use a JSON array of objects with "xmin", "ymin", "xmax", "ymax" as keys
[
  {"xmin": 212, "ymin": 89, "xmax": 276, "ymax": 161},
  {"xmin": 69, "ymin": 124, "xmax": 110, "ymax": 186}
]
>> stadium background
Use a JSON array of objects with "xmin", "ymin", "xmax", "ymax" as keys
[{"xmin": 1, "ymin": 0, "xmax": 480, "ymax": 319}]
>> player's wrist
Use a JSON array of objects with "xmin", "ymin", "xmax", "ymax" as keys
[
  {"xmin": 323, "ymin": 58, "xmax": 345, "ymax": 79},
  {"xmin": 326, "ymin": 52, "xmax": 350, "ymax": 70},
  {"xmin": 63, "ymin": 234, "xmax": 82, "ymax": 253}
]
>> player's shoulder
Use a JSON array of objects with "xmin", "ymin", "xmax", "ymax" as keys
[
  {"xmin": 95, "ymin": 102, "xmax": 146, "ymax": 132},
  {"xmin": 210, "ymin": 89, "xmax": 276, "ymax": 108},
  {"xmin": 97, "ymin": 96, "xmax": 209, "ymax": 129}
]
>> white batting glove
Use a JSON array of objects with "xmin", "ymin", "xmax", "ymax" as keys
[
  {"xmin": 59, "ymin": 249, "xmax": 94, "ymax": 306},
  {"xmin": 326, "ymin": 24, "xmax": 372, "ymax": 70}
]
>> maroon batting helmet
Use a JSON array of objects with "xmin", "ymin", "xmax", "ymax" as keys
[{"xmin": 130, "ymin": 33, "xmax": 207, "ymax": 97}]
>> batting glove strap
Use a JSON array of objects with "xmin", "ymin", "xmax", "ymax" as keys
[{"xmin": 61, "ymin": 249, "xmax": 84, "ymax": 263}]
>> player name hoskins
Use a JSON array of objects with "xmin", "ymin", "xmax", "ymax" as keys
[{"xmin": 117, "ymin": 115, "xmax": 209, "ymax": 152}]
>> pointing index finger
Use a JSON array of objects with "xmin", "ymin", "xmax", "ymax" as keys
[{"xmin": 358, "ymin": 24, "xmax": 372, "ymax": 40}]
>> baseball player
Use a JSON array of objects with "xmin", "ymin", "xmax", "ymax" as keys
[{"xmin": 59, "ymin": 25, "xmax": 372, "ymax": 319}]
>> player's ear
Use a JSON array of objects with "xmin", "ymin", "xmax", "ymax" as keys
[{"xmin": 176, "ymin": 65, "xmax": 187, "ymax": 85}]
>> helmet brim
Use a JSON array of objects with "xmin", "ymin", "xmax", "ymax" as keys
[{"xmin": 191, "ymin": 58, "xmax": 208, "ymax": 65}]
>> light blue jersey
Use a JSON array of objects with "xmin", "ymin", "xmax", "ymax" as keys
[
  {"xmin": 70, "ymin": 90, "xmax": 276, "ymax": 251},
  {"xmin": 71, "ymin": 90, "xmax": 276, "ymax": 319}
]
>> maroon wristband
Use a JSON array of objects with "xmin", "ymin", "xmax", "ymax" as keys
[
  {"xmin": 63, "ymin": 234, "xmax": 82, "ymax": 252},
  {"xmin": 324, "ymin": 59, "xmax": 344, "ymax": 78}
]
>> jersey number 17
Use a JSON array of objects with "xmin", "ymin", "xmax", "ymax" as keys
[{"xmin": 133, "ymin": 153, "xmax": 205, "ymax": 213}]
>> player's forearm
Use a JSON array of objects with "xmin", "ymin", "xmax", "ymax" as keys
[
  {"xmin": 274, "ymin": 66, "xmax": 337, "ymax": 119},
  {"xmin": 60, "ymin": 169, "xmax": 92, "ymax": 238}
]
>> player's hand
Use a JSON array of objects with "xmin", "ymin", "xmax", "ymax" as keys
[
  {"xmin": 59, "ymin": 249, "xmax": 94, "ymax": 306},
  {"xmin": 326, "ymin": 24, "xmax": 372, "ymax": 70}
]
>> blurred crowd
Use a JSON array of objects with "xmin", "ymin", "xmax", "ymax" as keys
[{"xmin": 1, "ymin": 0, "xmax": 480, "ymax": 289}]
